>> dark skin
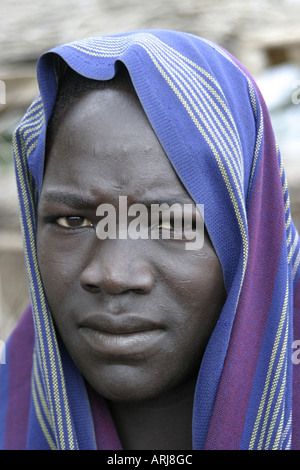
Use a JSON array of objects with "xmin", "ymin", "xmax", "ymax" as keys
[{"xmin": 37, "ymin": 74, "xmax": 227, "ymax": 450}]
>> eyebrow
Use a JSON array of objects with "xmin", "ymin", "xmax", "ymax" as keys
[
  {"xmin": 40, "ymin": 190, "xmax": 195, "ymax": 209},
  {"xmin": 136, "ymin": 191, "xmax": 195, "ymax": 207},
  {"xmin": 40, "ymin": 190, "xmax": 98, "ymax": 210}
]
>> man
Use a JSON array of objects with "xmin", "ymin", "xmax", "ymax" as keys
[{"xmin": 1, "ymin": 30, "xmax": 299, "ymax": 450}]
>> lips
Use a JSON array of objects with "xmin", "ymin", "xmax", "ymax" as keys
[
  {"xmin": 78, "ymin": 314, "xmax": 165, "ymax": 357},
  {"xmin": 79, "ymin": 313, "xmax": 162, "ymax": 334}
]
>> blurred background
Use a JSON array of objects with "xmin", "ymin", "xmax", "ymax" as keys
[{"xmin": 0, "ymin": 0, "xmax": 300, "ymax": 340}]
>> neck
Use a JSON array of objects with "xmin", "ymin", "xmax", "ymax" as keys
[{"xmin": 108, "ymin": 376, "xmax": 197, "ymax": 450}]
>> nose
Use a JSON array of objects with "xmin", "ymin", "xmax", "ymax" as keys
[{"xmin": 79, "ymin": 239, "xmax": 155, "ymax": 295}]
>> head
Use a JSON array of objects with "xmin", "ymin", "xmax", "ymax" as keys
[{"xmin": 36, "ymin": 65, "xmax": 227, "ymax": 403}]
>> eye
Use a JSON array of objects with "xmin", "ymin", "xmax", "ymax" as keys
[
  {"xmin": 159, "ymin": 220, "xmax": 175, "ymax": 231},
  {"xmin": 56, "ymin": 216, "xmax": 93, "ymax": 229},
  {"xmin": 157, "ymin": 216, "xmax": 185, "ymax": 239},
  {"xmin": 157, "ymin": 215, "xmax": 198, "ymax": 240}
]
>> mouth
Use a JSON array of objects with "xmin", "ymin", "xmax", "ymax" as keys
[{"xmin": 78, "ymin": 315, "xmax": 165, "ymax": 358}]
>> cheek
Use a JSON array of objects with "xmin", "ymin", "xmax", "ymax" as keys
[
  {"xmin": 161, "ymin": 245, "xmax": 225, "ymax": 313},
  {"xmin": 157, "ymin": 241, "xmax": 226, "ymax": 352},
  {"xmin": 36, "ymin": 228, "xmax": 88, "ymax": 307}
]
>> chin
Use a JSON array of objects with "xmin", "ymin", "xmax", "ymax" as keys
[
  {"xmin": 91, "ymin": 379, "xmax": 162, "ymax": 404},
  {"xmin": 85, "ymin": 366, "xmax": 172, "ymax": 404}
]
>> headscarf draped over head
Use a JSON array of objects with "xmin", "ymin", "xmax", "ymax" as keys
[{"xmin": 1, "ymin": 30, "xmax": 300, "ymax": 450}]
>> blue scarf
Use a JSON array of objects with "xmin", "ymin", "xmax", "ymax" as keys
[{"xmin": 1, "ymin": 29, "xmax": 300, "ymax": 450}]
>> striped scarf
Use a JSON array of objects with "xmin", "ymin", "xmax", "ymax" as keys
[{"xmin": 1, "ymin": 30, "xmax": 300, "ymax": 450}]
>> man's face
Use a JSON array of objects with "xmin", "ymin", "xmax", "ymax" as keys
[{"xmin": 37, "ymin": 78, "xmax": 226, "ymax": 403}]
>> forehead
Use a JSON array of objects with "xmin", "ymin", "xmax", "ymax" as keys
[{"xmin": 42, "ymin": 76, "xmax": 193, "ymax": 205}]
